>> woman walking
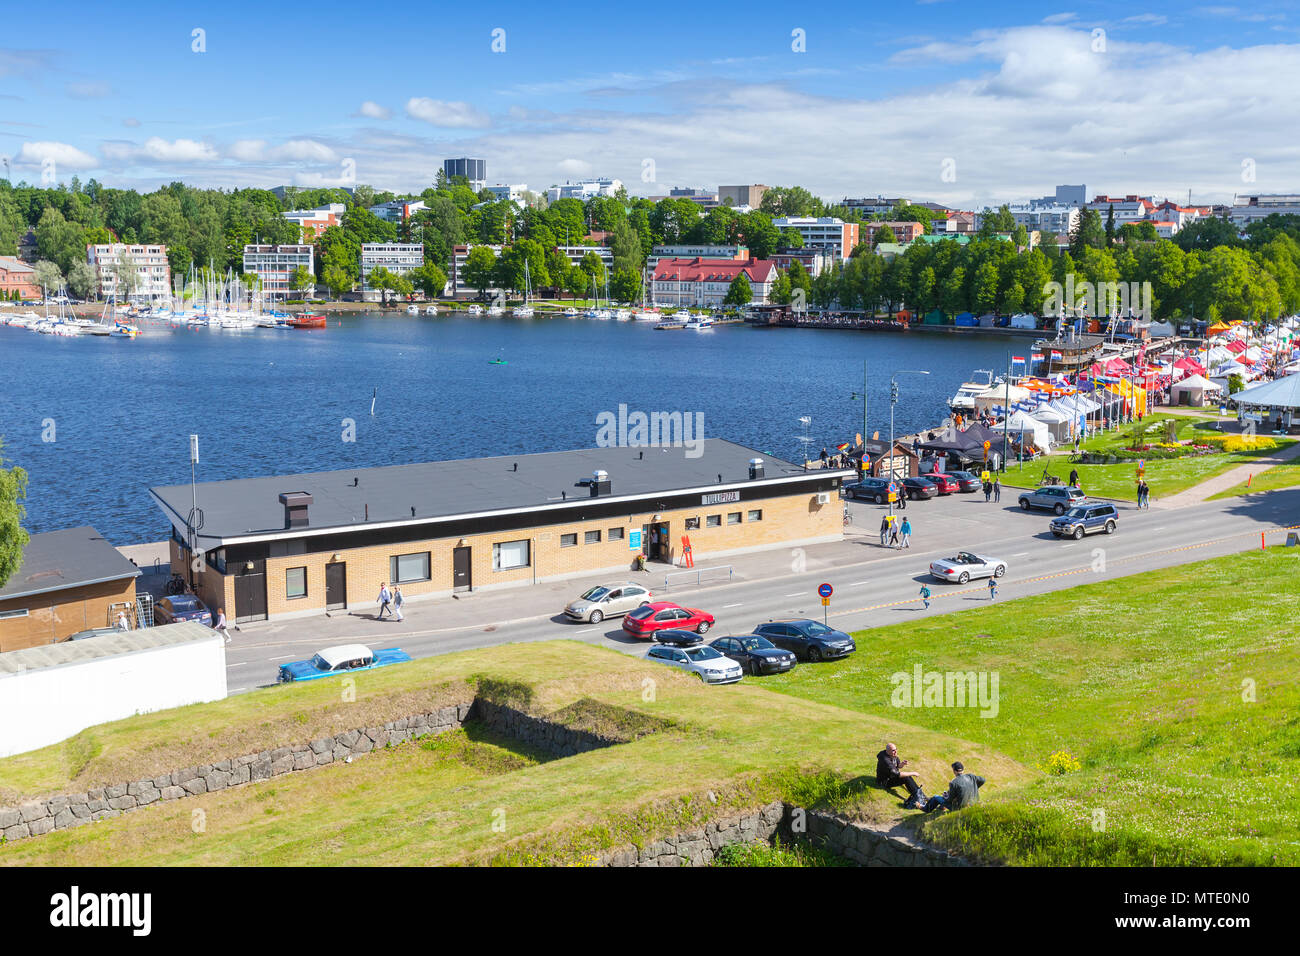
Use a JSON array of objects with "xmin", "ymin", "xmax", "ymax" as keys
[
  {"xmin": 392, "ymin": 586, "xmax": 404, "ymax": 622},
  {"xmin": 900, "ymin": 516, "xmax": 912, "ymax": 549},
  {"xmin": 215, "ymin": 607, "xmax": 231, "ymax": 644}
]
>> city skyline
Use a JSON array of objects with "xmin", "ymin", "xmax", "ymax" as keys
[{"xmin": 1, "ymin": 1, "xmax": 1299, "ymax": 205}]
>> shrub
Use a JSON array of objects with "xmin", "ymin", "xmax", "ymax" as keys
[{"xmin": 1044, "ymin": 749, "xmax": 1081, "ymax": 775}]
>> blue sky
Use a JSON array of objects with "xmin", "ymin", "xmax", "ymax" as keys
[{"xmin": 2, "ymin": 0, "xmax": 1298, "ymax": 205}]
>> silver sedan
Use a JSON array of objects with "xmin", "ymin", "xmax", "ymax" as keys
[
  {"xmin": 928, "ymin": 551, "xmax": 1007, "ymax": 584},
  {"xmin": 563, "ymin": 583, "xmax": 653, "ymax": 623}
]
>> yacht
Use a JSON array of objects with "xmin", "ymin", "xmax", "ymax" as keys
[
  {"xmin": 614, "ymin": 309, "xmax": 632, "ymax": 321},
  {"xmin": 948, "ymin": 370, "xmax": 1003, "ymax": 413},
  {"xmin": 684, "ymin": 316, "xmax": 714, "ymax": 331},
  {"xmin": 563, "ymin": 307, "xmax": 579, "ymax": 317},
  {"xmin": 512, "ymin": 305, "xmax": 535, "ymax": 317},
  {"xmin": 425, "ymin": 305, "xmax": 438, "ymax": 315},
  {"xmin": 487, "ymin": 305, "xmax": 505, "ymax": 316},
  {"xmin": 466, "ymin": 304, "xmax": 483, "ymax": 316},
  {"xmin": 670, "ymin": 309, "xmax": 692, "ymax": 322},
  {"xmin": 406, "ymin": 305, "xmax": 420, "ymax": 315},
  {"xmin": 593, "ymin": 308, "xmax": 613, "ymax": 320},
  {"xmin": 634, "ymin": 309, "xmax": 660, "ymax": 321}
]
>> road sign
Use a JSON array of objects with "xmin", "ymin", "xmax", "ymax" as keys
[
  {"xmin": 821, "ymin": 596, "xmax": 830, "ymax": 606},
  {"xmin": 818, "ymin": 582, "xmax": 833, "ymax": 598}
]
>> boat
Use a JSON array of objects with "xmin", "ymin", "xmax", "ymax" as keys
[
  {"xmin": 405, "ymin": 305, "xmax": 420, "ymax": 315},
  {"xmin": 563, "ymin": 307, "xmax": 579, "ymax": 317},
  {"xmin": 466, "ymin": 304, "xmax": 483, "ymax": 316},
  {"xmin": 289, "ymin": 312, "xmax": 327, "ymax": 329},
  {"xmin": 614, "ymin": 309, "xmax": 632, "ymax": 321},
  {"xmin": 670, "ymin": 309, "xmax": 692, "ymax": 322},
  {"xmin": 948, "ymin": 370, "xmax": 1003, "ymax": 413},
  {"xmin": 487, "ymin": 305, "xmax": 505, "ymax": 316},
  {"xmin": 512, "ymin": 262, "xmax": 535, "ymax": 316},
  {"xmin": 425, "ymin": 305, "xmax": 438, "ymax": 315},
  {"xmin": 634, "ymin": 309, "xmax": 660, "ymax": 321},
  {"xmin": 489, "ymin": 357, "xmax": 508, "ymax": 365},
  {"xmin": 593, "ymin": 308, "xmax": 613, "ymax": 320},
  {"xmin": 512, "ymin": 305, "xmax": 535, "ymax": 317},
  {"xmin": 684, "ymin": 316, "xmax": 714, "ymax": 330}
]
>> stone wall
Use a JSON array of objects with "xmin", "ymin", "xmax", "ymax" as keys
[
  {"xmin": 600, "ymin": 801, "xmax": 787, "ymax": 867},
  {"xmin": 472, "ymin": 699, "xmax": 622, "ymax": 757},
  {"xmin": 802, "ymin": 809, "xmax": 970, "ymax": 867}
]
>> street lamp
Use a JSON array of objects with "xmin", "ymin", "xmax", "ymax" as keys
[
  {"xmin": 849, "ymin": 360, "xmax": 867, "ymax": 453},
  {"xmin": 889, "ymin": 370, "xmax": 930, "ymax": 516}
]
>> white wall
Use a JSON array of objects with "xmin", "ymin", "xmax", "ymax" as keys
[{"xmin": 0, "ymin": 636, "xmax": 227, "ymax": 758}]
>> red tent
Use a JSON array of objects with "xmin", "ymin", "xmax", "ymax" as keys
[
  {"xmin": 1173, "ymin": 356, "xmax": 1204, "ymax": 373},
  {"xmin": 1105, "ymin": 357, "xmax": 1133, "ymax": 374},
  {"xmin": 1225, "ymin": 340, "xmax": 1247, "ymax": 354}
]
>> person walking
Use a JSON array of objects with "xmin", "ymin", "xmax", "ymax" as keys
[
  {"xmin": 392, "ymin": 585, "xmax": 404, "ymax": 622},
  {"xmin": 919, "ymin": 583, "xmax": 931, "ymax": 610},
  {"xmin": 900, "ymin": 516, "xmax": 912, "ymax": 549},
  {"xmin": 879, "ymin": 514, "xmax": 890, "ymax": 547},
  {"xmin": 215, "ymin": 607, "xmax": 231, "ymax": 644},
  {"xmin": 987, "ymin": 577, "xmax": 998, "ymax": 601},
  {"xmin": 983, "ymin": 480, "xmax": 992, "ymax": 502},
  {"xmin": 1068, "ymin": 467, "xmax": 1080, "ymax": 488},
  {"xmin": 376, "ymin": 582, "xmax": 393, "ymax": 620},
  {"xmin": 993, "ymin": 476, "xmax": 1001, "ymax": 502},
  {"xmin": 889, "ymin": 519, "xmax": 901, "ymax": 549}
]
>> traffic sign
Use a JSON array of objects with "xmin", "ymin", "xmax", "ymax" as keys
[
  {"xmin": 818, "ymin": 582, "xmax": 833, "ymax": 598},
  {"xmin": 821, "ymin": 596, "xmax": 830, "ymax": 606}
]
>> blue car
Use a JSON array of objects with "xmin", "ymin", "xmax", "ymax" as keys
[
  {"xmin": 277, "ymin": 643, "xmax": 412, "ymax": 683},
  {"xmin": 155, "ymin": 594, "xmax": 212, "ymax": 627}
]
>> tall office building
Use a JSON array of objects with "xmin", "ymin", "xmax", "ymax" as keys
[{"xmin": 443, "ymin": 158, "xmax": 487, "ymax": 191}]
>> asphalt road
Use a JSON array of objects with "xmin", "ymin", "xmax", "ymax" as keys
[{"xmin": 222, "ymin": 486, "xmax": 1300, "ymax": 693}]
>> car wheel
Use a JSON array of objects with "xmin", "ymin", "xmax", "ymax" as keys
[
  {"xmin": 751, "ymin": 660, "xmax": 763, "ymax": 676},
  {"xmin": 875, "ymin": 494, "xmax": 885, "ymax": 504},
  {"xmin": 1020, "ymin": 498, "xmax": 1030, "ymax": 510},
  {"xmin": 696, "ymin": 621, "xmax": 711, "ymax": 634},
  {"xmin": 1073, "ymin": 526, "xmax": 1084, "ymax": 540},
  {"xmin": 1054, "ymin": 503, "xmax": 1066, "ymax": 515},
  {"xmin": 958, "ymin": 572, "xmax": 970, "ymax": 584},
  {"xmin": 695, "ymin": 672, "xmax": 706, "ymax": 682},
  {"xmin": 1105, "ymin": 521, "xmax": 1116, "ymax": 534},
  {"xmin": 589, "ymin": 609, "xmax": 603, "ymax": 624},
  {"xmin": 808, "ymin": 646, "xmax": 822, "ymax": 663},
  {"xmin": 994, "ymin": 565, "xmax": 1005, "ymax": 577}
]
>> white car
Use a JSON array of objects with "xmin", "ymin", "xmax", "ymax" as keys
[
  {"xmin": 929, "ymin": 551, "xmax": 1007, "ymax": 584},
  {"xmin": 646, "ymin": 643, "xmax": 743, "ymax": 684}
]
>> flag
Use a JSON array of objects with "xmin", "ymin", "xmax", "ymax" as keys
[
  {"xmin": 1031, "ymin": 352, "xmax": 1044, "ymax": 361},
  {"xmin": 1051, "ymin": 350, "xmax": 1063, "ymax": 360},
  {"xmin": 1012, "ymin": 355, "xmax": 1026, "ymax": 365},
  {"xmin": 836, "ymin": 442, "xmax": 850, "ymax": 452}
]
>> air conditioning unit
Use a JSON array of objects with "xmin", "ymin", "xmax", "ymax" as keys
[{"xmin": 816, "ymin": 492, "xmax": 831, "ymax": 505}]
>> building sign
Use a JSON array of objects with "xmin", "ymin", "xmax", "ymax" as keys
[
  {"xmin": 628, "ymin": 530, "xmax": 642, "ymax": 551},
  {"xmin": 701, "ymin": 491, "xmax": 741, "ymax": 505},
  {"xmin": 882, "ymin": 455, "xmax": 908, "ymax": 480}
]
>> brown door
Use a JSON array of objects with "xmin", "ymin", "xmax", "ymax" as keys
[
  {"xmin": 234, "ymin": 561, "xmax": 267, "ymax": 623},
  {"xmin": 453, "ymin": 547, "xmax": 472, "ymax": 591},
  {"xmin": 326, "ymin": 562, "xmax": 347, "ymax": 610}
]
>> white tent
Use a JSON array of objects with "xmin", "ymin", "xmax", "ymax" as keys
[
  {"xmin": 1171, "ymin": 374, "xmax": 1223, "ymax": 407},
  {"xmin": 974, "ymin": 384, "xmax": 1031, "ymax": 415},
  {"xmin": 1029, "ymin": 404, "xmax": 1073, "ymax": 442},
  {"xmin": 1005, "ymin": 411, "xmax": 1053, "ymax": 451}
]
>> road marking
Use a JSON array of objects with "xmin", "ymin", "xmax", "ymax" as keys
[
  {"xmin": 723, "ymin": 603, "xmax": 744, "ymax": 608},
  {"xmin": 228, "ymin": 661, "xmax": 249, "ymax": 667},
  {"xmin": 268, "ymin": 655, "xmax": 293, "ymax": 661},
  {"xmin": 1011, "ymin": 552, "xmax": 1029, "ymax": 557},
  {"xmin": 784, "ymin": 592, "xmax": 801, "ymax": 597},
  {"xmin": 1151, "ymin": 526, "xmax": 1165, "ymax": 531},
  {"xmin": 850, "ymin": 581, "xmax": 870, "ymax": 586}
]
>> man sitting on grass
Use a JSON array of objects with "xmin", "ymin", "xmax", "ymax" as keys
[
  {"xmin": 877, "ymin": 742, "xmax": 927, "ymax": 809},
  {"xmin": 923, "ymin": 761, "xmax": 985, "ymax": 814}
]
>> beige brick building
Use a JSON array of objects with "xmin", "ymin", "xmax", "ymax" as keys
[{"xmin": 151, "ymin": 440, "xmax": 852, "ymax": 624}]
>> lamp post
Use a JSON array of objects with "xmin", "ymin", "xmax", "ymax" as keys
[
  {"xmin": 849, "ymin": 360, "xmax": 868, "ymax": 452},
  {"xmin": 889, "ymin": 370, "xmax": 930, "ymax": 516}
]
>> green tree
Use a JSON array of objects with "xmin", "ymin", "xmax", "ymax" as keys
[
  {"xmin": 289, "ymin": 266, "xmax": 314, "ymax": 295},
  {"xmin": 608, "ymin": 215, "xmax": 643, "ymax": 275},
  {"xmin": 462, "ymin": 246, "xmax": 498, "ymax": 299},
  {"xmin": 1069, "ymin": 208, "xmax": 1107, "ymax": 256},
  {"xmin": 771, "ymin": 271, "xmax": 793, "ymax": 305},
  {"xmin": 873, "ymin": 225, "xmax": 897, "ymax": 246},
  {"xmin": 741, "ymin": 211, "xmax": 780, "ymax": 259},
  {"xmin": 367, "ymin": 265, "xmax": 397, "ymax": 307},
  {"xmin": 66, "ymin": 260, "xmax": 98, "ymax": 299},
  {"xmin": 779, "ymin": 227, "xmax": 804, "ymax": 249},
  {"xmin": 977, "ymin": 205, "xmax": 1016, "ymax": 238},
  {"xmin": 1174, "ymin": 216, "xmax": 1239, "ymax": 252},
  {"xmin": 1104, "ymin": 204, "xmax": 1116, "ymax": 247},
  {"xmin": 723, "ymin": 272, "xmax": 752, "ymax": 306},
  {"xmin": 322, "ymin": 264, "xmax": 352, "ymax": 299},
  {"xmin": 0, "ymin": 440, "xmax": 29, "ymax": 590},
  {"xmin": 33, "ymin": 259, "xmax": 64, "ymax": 293},
  {"xmin": 409, "ymin": 262, "xmax": 448, "ymax": 299},
  {"xmin": 609, "ymin": 267, "xmax": 641, "ymax": 304}
]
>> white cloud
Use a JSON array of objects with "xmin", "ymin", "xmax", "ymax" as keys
[
  {"xmin": 405, "ymin": 97, "xmax": 491, "ymax": 128},
  {"xmin": 66, "ymin": 80, "xmax": 111, "ymax": 98},
  {"xmin": 356, "ymin": 100, "xmax": 391, "ymax": 120},
  {"xmin": 1043, "ymin": 12, "xmax": 1078, "ymax": 24},
  {"xmin": 1123, "ymin": 14, "xmax": 1169, "ymax": 26},
  {"xmin": 228, "ymin": 139, "xmax": 268, "ymax": 161},
  {"xmin": 15, "ymin": 141, "xmax": 98, "ymax": 169},
  {"xmin": 122, "ymin": 117, "xmax": 140, "ymax": 128},
  {"xmin": 269, "ymin": 139, "xmax": 336, "ymax": 162},
  {"xmin": 556, "ymin": 158, "xmax": 593, "ymax": 178},
  {"xmin": 140, "ymin": 137, "xmax": 218, "ymax": 162}
]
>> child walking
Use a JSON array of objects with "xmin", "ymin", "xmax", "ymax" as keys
[{"xmin": 919, "ymin": 584, "xmax": 931, "ymax": 610}]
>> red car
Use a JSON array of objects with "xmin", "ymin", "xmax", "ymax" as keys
[
  {"xmin": 622, "ymin": 601, "xmax": 715, "ymax": 639},
  {"xmin": 927, "ymin": 472, "xmax": 962, "ymax": 495}
]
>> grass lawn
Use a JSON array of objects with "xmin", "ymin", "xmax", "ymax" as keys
[
  {"xmin": 762, "ymin": 547, "xmax": 1300, "ymax": 865},
  {"xmin": 1210, "ymin": 456, "xmax": 1300, "ymax": 499},
  {"xmin": 1002, "ymin": 414, "xmax": 1294, "ymax": 501}
]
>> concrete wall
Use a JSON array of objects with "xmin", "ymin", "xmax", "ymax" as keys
[
  {"xmin": 0, "ymin": 577, "xmax": 137, "ymax": 652},
  {"xmin": 0, "ymin": 633, "xmax": 228, "ymax": 758}
]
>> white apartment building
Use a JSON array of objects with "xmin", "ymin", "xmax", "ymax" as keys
[
  {"xmin": 449, "ymin": 244, "xmax": 503, "ymax": 296},
  {"xmin": 368, "ymin": 200, "xmax": 427, "ymax": 223},
  {"xmin": 646, "ymin": 244, "xmax": 749, "ymax": 271},
  {"xmin": 1228, "ymin": 194, "xmax": 1300, "ymax": 227},
  {"xmin": 485, "ymin": 184, "xmax": 529, "ymax": 204},
  {"xmin": 243, "ymin": 244, "xmax": 315, "ymax": 300},
  {"xmin": 544, "ymin": 178, "xmax": 623, "ymax": 203},
  {"xmin": 841, "ymin": 196, "xmax": 908, "ymax": 216},
  {"xmin": 1085, "ymin": 195, "xmax": 1157, "ymax": 225},
  {"xmin": 771, "ymin": 217, "xmax": 860, "ymax": 261},
  {"xmin": 557, "ymin": 244, "xmax": 613, "ymax": 272},
  {"xmin": 360, "ymin": 243, "xmax": 424, "ymax": 300},
  {"xmin": 977, "ymin": 203, "xmax": 1080, "ymax": 236},
  {"xmin": 86, "ymin": 243, "xmax": 171, "ymax": 301}
]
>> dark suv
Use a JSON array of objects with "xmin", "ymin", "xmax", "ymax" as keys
[
  {"xmin": 752, "ymin": 620, "xmax": 856, "ymax": 662},
  {"xmin": 845, "ymin": 478, "xmax": 891, "ymax": 503},
  {"xmin": 1050, "ymin": 502, "xmax": 1118, "ymax": 539}
]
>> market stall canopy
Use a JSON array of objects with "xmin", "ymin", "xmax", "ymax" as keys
[
  {"xmin": 1234, "ymin": 375, "xmax": 1300, "ymax": 409},
  {"xmin": 1172, "ymin": 374, "xmax": 1223, "ymax": 393},
  {"xmin": 1004, "ymin": 412, "xmax": 1053, "ymax": 451}
]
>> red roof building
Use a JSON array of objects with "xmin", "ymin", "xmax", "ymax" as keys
[{"xmin": 650, "ymin": 257, "xmax": 778, "ymax": 308}]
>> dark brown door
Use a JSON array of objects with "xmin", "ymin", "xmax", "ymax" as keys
[
  {"xmin": 326, "ymin": 562, "xmax": 347, "ymax": 610},
  {"xmin": 453, "ymin": 547, "xmax": 471, "ymax": 591},
  {"xmin": 234, "ymin": 561, "xmax": 267, "ymax": 623}
]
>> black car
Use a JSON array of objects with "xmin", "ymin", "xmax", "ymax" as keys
[
  {"xmin": 752, "ymin": 620, "xmax": 856, "ymax": 662},
  {"xmin": 945, "ymin": 470, "xmax": 983, "ymax": 493},
  {"xmin": 901, "ymin": 476, "xmax": 938, "ymax": 500},
  {"xmin": 709, "ymin": 635, "xmax": 797, "ymax": 676},
  {"xmin": 651, "ymin": 628, "xmax": 705, "ymax": 647},
  {"xmin": 844, "ymin": 477, "xmax": 891, "ymax": 503}
]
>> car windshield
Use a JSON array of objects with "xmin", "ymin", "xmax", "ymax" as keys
[
  {"xmin": 627, "ymin": 606, "xmax": 654, "ymax": 619},
  {"xmin": 684, "ymin": 647, "xmax": 724, "ymax": 661},
  {"xmin": 740, "ymin": 637, "xmax": 774, "ymax": 650},
  {"xmin": 803, "ymin": 621, "xmax": 832, "ymax": 636},
  {"xmin": 1064, "ymin": 507, "xmax": 1088, "ymax": 519},
  {"xmin": 310, "ymin": 654, "xmax": 330, "ymax": 671},
  {"xmin": 579, "ymin": 586, "xmax": 609, "ymax": 601}
]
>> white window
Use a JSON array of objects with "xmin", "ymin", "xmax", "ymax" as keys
[
  {"xmin": 286, "ymin": 566, "xmax": 308, "ymax": 599},
  {"xmin": 390, "ymin": 552, "xmax": 430, "ymax": 583},
  {"xmin": 493, "ymin": 539, "xmax": 530, "ymax": 571}
]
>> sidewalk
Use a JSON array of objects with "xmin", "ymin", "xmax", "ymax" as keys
[{"xmin": 1155, "ymin": 440, "xmax": 1300, "ymax": 508}]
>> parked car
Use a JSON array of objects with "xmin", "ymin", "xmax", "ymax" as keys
[
  {"xmin": 653, "ymin": 628, "xmax": 706, "ymax": 647},
  {"xmin": 709, "ymin": 635, "xmax": 797, "ymax": 675},
  {"xmin": 752, "ymin": 619, "xmax": 856, "ymax": 662},
  {"xmin": 901, "ymin": 476, "xmax": 938, "ymax": 500},
  {"xmin": 278, "ymin": 643, "xmax": 412, "ymax": 682},
  {"xmin": 68, "ymin": 627, "xmax": 120, "ymax": 642},
  {"xmin": 929, "ymin": 551, "xmax": 1006, "ymax": 583},
  {"xmin": 154, "ymin": 594, "xmax": 212, "ymax": 627},
  {"xmin": 645, "ymin": 642, "xmax": 743, "ymax": 684},
  {"xmin": 844, "ymin": 477, "xmax": 892, "ymax": 502},
  {"xmin": 1050, "ymin": 502, "xmax": 1119, "ymax": 539},
  {"xmin": 927, "ymin": 472, "xmax": 962, "ymax": 495},
  {"xmin": 563, "ymin": 582, "xmax": 653, "ymax": 623},
  {"xmin": 622, "ymin": 601, "xmax": 715, "ymax": 639},
  {"xmin": 1018, "ymin": 485, "xmax": 1087, "ymax": 515},
  {"xmin": 945, "ymin": 470, "xmax": 983, "ymax": 493}
]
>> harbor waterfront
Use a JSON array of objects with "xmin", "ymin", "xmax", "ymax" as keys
[{"xmin": 0, "ymin": 312, "xmax": 1014, "ymax": 543}]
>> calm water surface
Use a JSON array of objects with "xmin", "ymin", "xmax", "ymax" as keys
[{"xmin": 0, "ymin": 313, "xmax": 1016, "ymax": 543}]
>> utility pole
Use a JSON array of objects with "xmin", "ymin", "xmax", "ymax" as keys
[
  {"xmin": 889, "ymin": 370, "xmax": 930, "ymax": 517},
  {"xmin": 850, "ymin": 360, "xmax": 868, "ymax": 450}
]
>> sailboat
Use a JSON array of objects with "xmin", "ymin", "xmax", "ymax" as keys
[{"xmin": 512, "ymin": 261, "xmax": 535, "ymax": 317}]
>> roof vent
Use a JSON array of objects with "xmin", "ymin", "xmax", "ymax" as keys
[
  {"xmin": 590, "ymin": 469, "xmax": 611, "ymax": 497},
  {"xmin": 278, "ymin": 492, "xmax": 313, "ymax": 530},
  {"xmin": 749, "ymin": 457, "xmax": 765, "ymax": 479}
]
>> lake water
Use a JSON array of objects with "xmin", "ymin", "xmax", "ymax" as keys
[{"xmin": 0, "ymin": 313, "xmax": 1016, "ymax": 543}]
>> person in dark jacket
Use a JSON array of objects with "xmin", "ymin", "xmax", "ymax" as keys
[
  {"xmin": 876, "ymin": 742, "xmax": 925, "ymax": 804},
  {"xmin": 923, "ymin": 762, "xmax": 986, "ymax": 813}
]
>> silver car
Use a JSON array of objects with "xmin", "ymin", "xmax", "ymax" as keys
[
  {"xmin": 1017, "ymin": 485, "xmax": 1086, "ymax": 515},
  {"xmin": 929, "ymin": 551, "xmax": 1007, "ymax": 584},
  {"xmin": 646, "ymin": 644, "xmax": 743, "ymax": 684},
  {"xmin": 564, "ymin": 582, "xmax": 653, "ymax": 623}
]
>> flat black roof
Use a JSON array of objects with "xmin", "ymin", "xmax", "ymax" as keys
[
  {"xmin": 150, "ymin": 439, "xmax": 847, "ymax": 545},
  {"xmin": 0, "ymin": 526, "xmax": 141, "ymax": 602}
]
